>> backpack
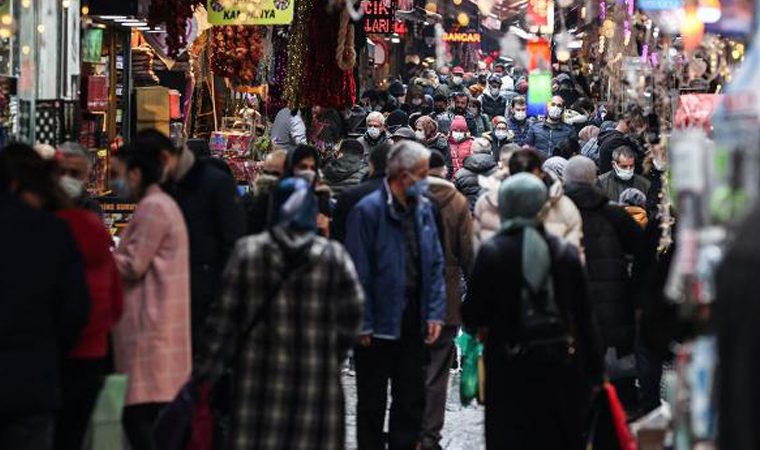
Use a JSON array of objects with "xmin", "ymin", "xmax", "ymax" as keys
[{"xmin": 508, "ymin": 237, "xmax": 575, "ymax": 363}]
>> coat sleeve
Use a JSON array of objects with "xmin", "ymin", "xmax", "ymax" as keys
[
  {"xmin": 344, "ymin": 205, "xmax": 375, "ymax": 334},
  {"xmin": 525, "ymin": 125, "xmax": 536, "ymax": 146},
  {"xmin": 193, "ymin": 240, "xmax": 248, "ymax": 382},
  {"xmin": 213, "ymin": 171, "xmax": 246, "ymax": 271},
  {"xmin": 114, "ymin": 201, "xmax": 171, "ymax": 281},
  {"xmin": 108, "ymin": 255, "xmax": 125, "ymax": 325},
  {"xmin": 562, "ymin": 197, "xmax": 586, "ymax": 264},
  {"xmin": 426, "ymin": 208, "xmax": 447, "ymax": 324},
  {"xmin": 291, "ymin": 114, "xmax": 308, "ymax": 145},
  {"xmin": 331, "ymin": 244, "xmax": 365, "ymax": 359},
  {"xmin": 54, "ymin": 223, "xmax": 91, "ymax": 354}
]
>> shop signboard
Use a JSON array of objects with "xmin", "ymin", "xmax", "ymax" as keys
[
  {"xmin": 82, "ymin": 28, "xmax": 104, "ymax": 64},
  {"xmin": 362, "ymin": 0, "xmax": 397, "ymax": 35},
  {"xmin": 442, "ymin": 32, "xmax": 481, "ymax": 43},
  {"xmin": 207, "ymin": 0, "xmax": 295, "ymax": 25},
  {"xmin": 527, "ymin": 71, "xmax": 551, "ymax": 117}
]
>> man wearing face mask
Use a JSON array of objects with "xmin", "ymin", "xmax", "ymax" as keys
[
  {"xmin": 525, "ymin": 95, "xmax": 577, "ymax": 157},
  {"xmin": 430, "ymin": 94, "xmax": 454, "ymax": 135},
  {"xmin": 597, "ymin": 105, "xmax": 647, "ymax": 175},
  {"xmin": 478, "ymin": 75, "xmax": 509, "ymax": 120},
  {"xmin": 135, "ymin": 129, "xmax": 245, "ymax": 352},
  {"xmin": 345, "ymin": 141, "xmax": 446, "ymax": 450},
  {"xmin": 451, "ymin": 93, "xmax": 479, "ymax": 136},
  {"xmin": 448, "ymin": 66, "xmax": 468, "ymax": 95},
  {"xmin": 598, "ymin": 146, "xmax": 651, "ymax": 204},
  {"xmin": 506, "ymin": 96, "xmax": 531, "ymax": 146},
  {"xmin": 403, "ymin": 85, "xmax": 433, "ymax": 116},
  {"xmin": 58, "ymin": 142, "xmax": 103, "ymax": 217},
  {"xmin": 359, "ymin": 111, "xmax": 390, "ymax": 156}
]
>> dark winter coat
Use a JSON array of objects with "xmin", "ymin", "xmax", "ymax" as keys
[
  {"xmin": 483, "ymin": 132, "xmax": 510, "ymax": 161},
  {"xmin": 597, "ymin": 171, "xmax": 652, "ymax": 205},
  {"xmin": 428, "ymin": 177, "xmax": 474, "ymax": 325},
  {"xmin": 564, "ymin": 182, "xmax": 645, "ymax": 353},
  {"xmin": 462, "ymin": 230, "xmax": 604, "ymax": 449},
  {"xmin": 525, "ymin": 120, "xmax": 578, "ymax": 157},
  {"xmin": 717, "ymin": 204, "xmax": 760, "ymax": 450},
  {"xmin": 195, "ymin": 231, "xmax": 364, "ymax": 450},
  {"xmin": 425, "ymin": 134, "xmax": 454, "ymax": 178},
  {"xmin": 358, "ymin": 131, "xmax": 390, "ymax": 156},
  {"xmin": 596, "ymin": 130, "xmax": 645, "ymax": 175},
  {"xmin": 453, "ymin": 153, "xmax": 498, "ymax": 209},
  {"xmin": 0, "ymin": 195, "xmax": 90, "ymax": 413},
  {"xmin": 507, "ymin": 117, "xmax": 531, "ymax": 146},
  {"xmin": 479, "ymin": 91, "xmax": 508, "ymax": 119},
  {"xmin": 322, "ymin": 156, "xmax": 369, "ymax": 197},
  {"xmin": 164, "ymin": 159, "xmax": 246, "ymax": 346},
  {"xmin": 331, "ymin": 176, "xmax": 384, "ymax": 243}
]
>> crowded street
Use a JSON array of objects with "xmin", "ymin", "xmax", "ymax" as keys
[{"xmin": 2, "ymin": 0, "xmax": 759, "ymax": 449}]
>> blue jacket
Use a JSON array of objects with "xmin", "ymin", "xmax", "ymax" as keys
[
  {"xmin": 507, "ymin": 116, "xmax": 531, "ymax": 146},
  {"xmin": 345, "ymin": 180, "xmax": 447, "ymax": 339},
  {"xmin": 525, "ymin": 120, "xmax": 578, "ymax": 156}
]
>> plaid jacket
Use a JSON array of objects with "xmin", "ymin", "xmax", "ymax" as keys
[{"xmin": 195, "ymin": 230, "xmax": 364, "ymax": 450}]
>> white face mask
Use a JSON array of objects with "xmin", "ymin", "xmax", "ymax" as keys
[
  {"xmin": 490, "ymin": 87, "xmax": 501, "ymax": 96},
  {"xmin": 495, "ymin": 130, "xmax": 509, "ymax": 140},
  {"xmin": 452, "ymin": 131, "xmax": 466, "ymax": 142},
  {"xmin": 548, "ymin": 106, "xmax": 563, "ymax": 120},
  {"xmin": 415, "ymin": 130, "xmax": 426, "ymax": 141},
  {"xmin": 367, "ymin": 127, "xmax": 382, "ymax": 139},
  {"xmin": 60, "ymin": 175, "xmax": 85, "ymax": 200},
  {"xmin": 513, "ymin": 111, "xmax": 527, "ymax": 121},
  {"xmin": 452, "ymin": 76, "xmax": 463, "ymax": 85},
  {"xmin": 295, "ymin": 169, "xmax": 317, "ymax": 185},
  {"xmin": 412, "ymin": 98, "xmax": 423, "ymax": 106},
  {"xmin": 613, "ymin": 163, "xmax": 634, "ymax": 181}
]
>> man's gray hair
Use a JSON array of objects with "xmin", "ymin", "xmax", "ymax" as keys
[
  {"xmin": 366, "ymin": 111, "xmax": 385, "ymax": 126},
  {"xmin": 58, "ymin": 141, "xmax": 89, "ymax": 159},
  {"xmin": 387, "ymin": 141, "xmax": 431, "ymax": 179},
  {"xmin": 612, "ymin": 145, "xmax": 636, "ymax": 162}
]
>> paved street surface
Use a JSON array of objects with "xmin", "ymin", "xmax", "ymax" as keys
[{"xmin": 343, "ymin": 371, "xmax": 486, "ymax": 450}]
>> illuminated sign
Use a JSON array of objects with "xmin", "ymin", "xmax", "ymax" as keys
[
  {"xmin": 363, "ymin": 0, "xmax": 397, "ymax": 35},
  {"xmin": 442, "ymin": 32, "xmax": 481, "ymax": 43}
]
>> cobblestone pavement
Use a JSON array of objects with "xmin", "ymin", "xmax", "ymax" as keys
[{"xmin": 343, "ymin": 371, "xmax": 485, "ymax": 450}]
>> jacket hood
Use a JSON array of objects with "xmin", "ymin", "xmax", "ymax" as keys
[
  {"xmin": 323, "ymin": 157, "xmax": 364, "ymax": 182},
  {"xmin": 597, "ymin": 129, "xmax": 623, "ymax": 144},
  {"xmin": 463, "ymin": 153, "xmax": 498, "ymax": 173},
  {"xmin": 564, "ymin": 181, "xmax": 609, "ymax": 209},
  {"xmin": 428, "ymin": 176, "xmax": 458, "ymax": 207}
]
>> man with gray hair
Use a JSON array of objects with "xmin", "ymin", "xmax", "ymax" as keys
[
  {"xmin": 598, "ymin": 145, "xmax": 651, "ymax": 203},
  {"xmin": 359, "ymin": 111, "xmax": 390, "ymax": 155},
  {"xmin": 57, "ymin": 141, "xmax": 103, "ymax": 216},
  {"xmin": 564, "ymin": 155, "xmax": 646, "ymax": 414},
  {"xmin": 346, "ymin": 141, "xmax": 446, "ymax": 450}
]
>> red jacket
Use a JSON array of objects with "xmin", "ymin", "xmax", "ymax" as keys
[
  {"xmin": 448, "ymin": 137, "xmax": 474, "ymax": 176},
  {"xmin": 57, "ymin": 209, "xmax": 123, "ymax": 359}
]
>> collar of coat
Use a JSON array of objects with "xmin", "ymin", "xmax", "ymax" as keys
[{"xmin": 382, "ymin": 178, "xmax": 429, "ymax": 222}]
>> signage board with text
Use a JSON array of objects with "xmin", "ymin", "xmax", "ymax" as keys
[
  {"xmin": 208, "ymin": 0, "xmax": 294, "ymax": 25},
  {"xmin": 363, "ymin": 0, "xmax": 397, "ymax": 34}
]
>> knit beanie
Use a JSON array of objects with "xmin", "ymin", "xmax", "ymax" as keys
[
  {"xmin": 451, "ymin": 115, "xmax": 468, "ymax": 132},
  {"xmin": 386, "ymin": 109, "xmax": 409, "ymax": 132},
  {"xmin": 564, "ymin": 156, "xmax": 598, "ymax": 184}
]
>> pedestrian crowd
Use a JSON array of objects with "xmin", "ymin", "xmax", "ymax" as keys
[{"xmin": 2, "ymin": 60, "xmax": 675, "ymax": 450}]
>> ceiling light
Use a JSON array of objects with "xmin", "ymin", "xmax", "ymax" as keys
[
  {"xmin": 123, "ymin": 22, "xmax": 148, "ymax": 27},
  {"xmin": 99, "ymin": 15, "xmax": 128, "ymax": 19}
]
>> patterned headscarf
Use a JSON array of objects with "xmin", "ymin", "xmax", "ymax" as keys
[
  {"xmin": 578, "ymin": 125, "xmax": 600, "ymax": 145},
  {"xmin": 269, "ymin": 178, "xmax": 318, "ymax": 231}
]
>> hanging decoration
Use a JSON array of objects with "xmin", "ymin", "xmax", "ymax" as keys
[
  {"xmin": 267, "ymin": 26, "xmax": 290, "ymax": 115},
  {"xmin": 336, "ymin": 8, "xmax": 357, "ymax": 71},
  {"xmin": 147, "ymin": 0, "xmax": 204, "ymax": 58},
  {"xmin": 283, "ymin": 0, "xmax": 315, "ymax": 109},
  {"xmin": 210, "ymin": 25, "xmax": 267, "ymax": 86}
]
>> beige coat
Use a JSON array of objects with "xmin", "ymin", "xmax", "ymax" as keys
[
  {"xmin": 473, "ymin": 172, "xmax": 585, "ymax": 261},
  {"xmin": 113, "ymin": 185, "xmax": 192, "ymax": 406}
]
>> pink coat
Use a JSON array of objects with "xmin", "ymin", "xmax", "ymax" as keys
[
  {"xmin": 113, "ymin": 185, "xmax": 191, "ymax": 406},
  {"xmin": 448, "ymin": 137, "xmax": 474, "ymax": 176}
]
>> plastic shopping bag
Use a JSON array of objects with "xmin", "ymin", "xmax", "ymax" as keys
[
  {"xmin": 456, "ymin": 331, "xmax": 484, "ymax": 406},
  {"xmin": 84, "ymin": 374, "xmax": 128, "ymax": 450}
]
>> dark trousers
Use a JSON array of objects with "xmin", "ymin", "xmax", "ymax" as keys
[
  {"xmin": 355, "ymin": 337, "xmax": 426, "ymax": 450},
  {"xmin": 122, "ymin": 403, "xmax": 167, "ymax": 450},
  {"xmin": 636, "ymin": 342, "xmax": 664, "ymax": 414},
  {"xmin": 55, "ymin": 358, "xmax": 107, "ymax": 450},
  {"xmin": 0, "ymin": 413, "xmax": 55, "ymax": 450},
  {"xmin": 420, "ymin": 326, "xmax": 458, "ymax": 449}
]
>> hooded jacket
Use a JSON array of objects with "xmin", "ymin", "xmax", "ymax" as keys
[
  {"xmin": 322, "ymin": 156, "xmax": 369, "ymax": 197},
  {"xmin": 539, "ymin": 173, "xmax": 585, "ymax": 261},
  {"xmin": 479, "ymin": 91, "xmax": 509, "ymax": 119},
  {"xmin": 427, "ymin": 176, "xmax": 474, "ymax": 325},
  {"xmin": 564, "ymin": 182, "xmax": 645, "ymax": 353},
  {"xmin": 454, "ymin": 153, "xmax": 498, "ymax": 209},
  {"xmin": 448, "ymin": 137, "xmax": 474, "ymax": 177}
]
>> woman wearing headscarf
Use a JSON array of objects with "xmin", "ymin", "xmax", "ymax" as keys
[
  {"xmin": 415, "ymin": 115, "xmax": 453, "ymax": 177},
  {"xmin": 193, "ymin": 177, "xmax": 364, "ymax": 450},
  {"xmin": 283, "ymin": 144, "xmax": 332, "ymax": 237},
  {"xmin": 462, "ymin": 173, "xmax": 603, "ymax": 449}
]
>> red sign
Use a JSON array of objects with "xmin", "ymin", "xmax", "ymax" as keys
[
  {"xmin": 442, "ymin": 32, "xmax": 481, "ymax": 43},
  {"xmin": 363, "ymin": 0, "xmax": 397, "ymax": 35}
]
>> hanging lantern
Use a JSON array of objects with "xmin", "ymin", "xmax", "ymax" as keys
[{"xmin": 457, "ymin": 12, "xmax": 469, "ymax": 26}]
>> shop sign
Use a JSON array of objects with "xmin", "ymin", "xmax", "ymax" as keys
[
  {"xmin": 442, "ymin": 32, "xmax": 481, "ymax": 43},
  {"xmin": 82, "ymin": 28, "xmax": 103, "ymax": 64},
  {"xmin": 527, "ymin": 71, "xmax": 551, "ymax": 117},
  {"xmin": 207, "ymin": 0, "xmax": 294, "ymax": 25},
  {"xmin": 363, "ymin": 0, "xmax": 397, "ymax": 35}
]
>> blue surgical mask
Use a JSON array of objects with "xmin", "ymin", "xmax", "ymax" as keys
[
  {"xmin": 406, "ymin": 177, "xmax": 429, "ymax": 198},
  {"xmin": 111, "ymin": 178, "xmax": 132, "ymax": 200}
]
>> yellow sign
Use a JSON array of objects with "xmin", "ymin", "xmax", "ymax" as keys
[{"xmin": 208, "ymin": 0, "xmax": 294, "ymax": 25}]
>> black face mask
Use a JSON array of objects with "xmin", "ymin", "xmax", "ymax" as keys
[{"xmin": 434, "ymin": 106, "xmax": 446, "ymax": 114}]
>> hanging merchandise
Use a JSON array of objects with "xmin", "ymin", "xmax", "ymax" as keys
[
  {"xmin": 210, "ymin": 25, "xmax": 267, "ymax": 86},
  {"xmin": 283, "ymin": 0, "xmax": 315, "ymax": 109},
  {"xmin": 147, "ymin": 0, "xmax": 204, "ymax": 58},
  {"xmin": 266, "ymin": 27, "xmax": 290, "ymax": 115}
]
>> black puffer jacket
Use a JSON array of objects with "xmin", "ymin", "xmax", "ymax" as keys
[
  {"xmin": 479, "ymin": 91, "xmax": 508, "ymax": 119},
  {"xmin": 322, "ymin": 156, "xmax": 368, "ymax": 197},
  {"xmin": 453, "ymin": 153, "xmax": 498, "ymax": 209},
  {"xmin": 425, "ymin": 134, "xmax": 454, "ymax": 179},
  {"xmin": 564, "ymin": 182, "xmax": 645, "ymax": 353}
]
